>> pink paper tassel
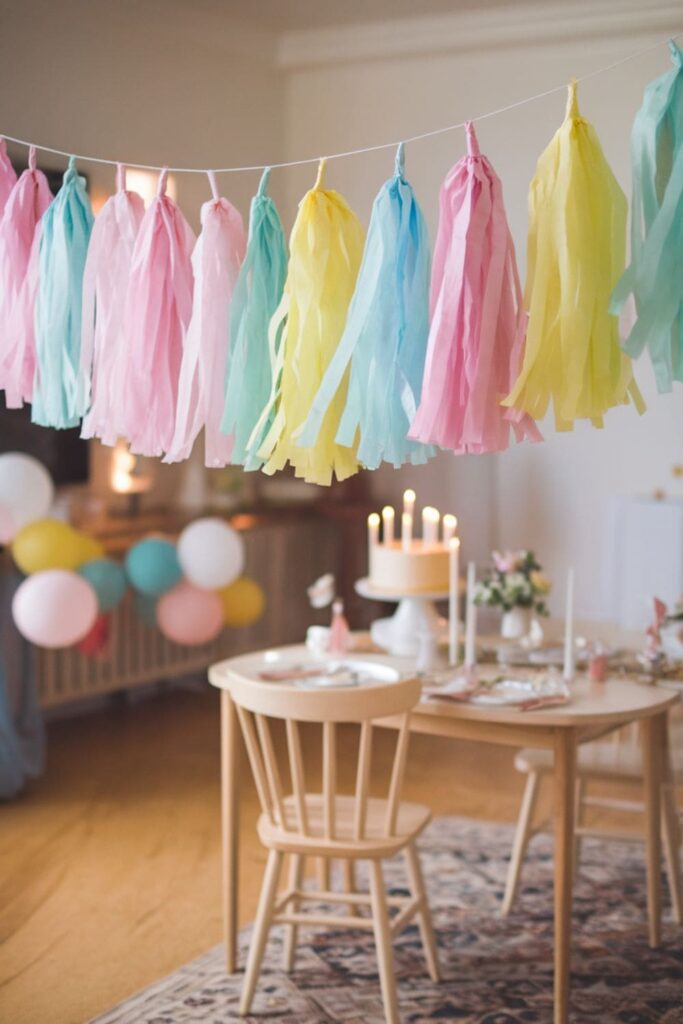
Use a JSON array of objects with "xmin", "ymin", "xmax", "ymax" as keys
[
  {"xmin": 117, "ymin": 168, "xmax": 195, "ymax": 456},
  {"xmin": 0, "ymin": 147, "xmax": 52, "ymax": 408},
  {"xmin": 409, "ymin": 123, "xmax": 541, "ymax": 453},
  {"xmin": 165, "ymin": 171, "xmax": 245, "ymax": 466},
  {"xmin": 80, "ymin": 164, "xmax": 144, "ymax": 444},
  {"xmin": 0, "ymin": 138, "xmax": 18, "ymax": 214}
]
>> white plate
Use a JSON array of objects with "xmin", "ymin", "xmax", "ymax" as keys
[
  {"xmin": 258, "ymin": 658, "xmax": 400, "ymax": 690},
  {"xmin": 430, "ymin": 675, "xmax": 569, "ymax": 707}
]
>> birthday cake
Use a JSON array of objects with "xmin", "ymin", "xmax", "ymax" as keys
[{"xmin": 366, "ymin": 493, "xmax": 456, "ymax": 595}]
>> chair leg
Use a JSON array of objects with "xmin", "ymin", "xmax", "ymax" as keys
[
  {"xmin": 342, "ymin": 858, "xmax": 360, "ymax": 916},
  {"xmin": 574, "ymin": 778, "xmax": 586, "ymax": 884},
  {"xmin": 240, "ymin": 849, "xmax": 284, "ymax": 1016},
  {"xmin": 404, "ymin": 841, "xmax": 440, "ymax": 982},
  {"xmin": 317, "ymin": 856, "xmax": 330, "ymax": 890},
  {"xmin": 369, "ymin": 859, "xmax": 400, "ymax": 1024},
  {"xmin": 501, "ymin": 770, "xmax": 541, "ymax": 916},
  {"xmin": 282, "ymin": 853, "xmax": 304, "ymax": 972},
  {"xmin": 662, "ymin": 784, "xmax": 683, "ymax": 925}
]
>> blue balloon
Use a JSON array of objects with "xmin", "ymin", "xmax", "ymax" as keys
[
  {"xmin": 125, "ymin": 538, "xmax": 182, "ymax": 597},
  {"xmin": 78, "ymin": 558, "xmax": 127, "ymax": 611},
  {"xmin": 134, "ymin": 591, "xmax": 158, "ymax": 628}
]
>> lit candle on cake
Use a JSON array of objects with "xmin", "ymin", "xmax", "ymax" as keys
[
  {"xmin": 464, "ymin": 561, "xmax": 477, "ymax": 668},
  {"xmin": 442, "ymin": 514, "xmax": 457, "ymax": 546},
  {"xmin": 422, "ymin": 506, "xmax": 440, "ymax": 545},
  {"xmin": 563, "ymin": 567, "xmax": 575, "ymax": 681},
  {"xmin": 367, "ymin": 513, "xmax": 380, "ymax": 549},
  {"xmin": 381, "ymin": 505, "xmax": 395, "ymax": 545},
  {"xmin": 403, "ymin": 488, "xmax": 416, "ymax": 520},
  {"xmin": 401, "ymin": 512, "xmax": 412, "ymax": 551},
  {"xmin": 449, "ymin": 537, "xmax": 460, "ymax": 666}
]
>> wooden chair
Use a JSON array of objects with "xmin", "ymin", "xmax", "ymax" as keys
[
  {"xmin": 502, "ymin": 721, "xmax": 683, "ymax": 921},
  {"xmin": 229, "ymin": 671, "xmax": 440, "ymax": 1022}
]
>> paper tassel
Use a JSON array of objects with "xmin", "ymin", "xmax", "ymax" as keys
[
  {"xmin": 503, "ymin": 82, "xmax": 644, "ymax": 430},
  {"xmin": 80, "ymin": 164, "xmax": 145, "ymax": 445},
  {"xmin": 611, "ymin": 42, "xmax": 683, "ymax": 392},
  {"xmin": 0, "ymin": 147, "xmax": 52, "ymax": 408},
  {"xmin": 165, "ymin": 172, "xmax": 245, "ymax": 467},
  {"xmin": 221, "ymin": 169, "xmax": 287, "ymax": 470},
  {"xmin": 0, "ymin": 138, "xmax": 17, "ymax": 215},
  {"xmin": 117, "ymin": 168, "xmax": 195, "ymax": 456},
  {"xmin": 32, "ymin": 157, "xmax": 94, "ymax": 429},
  {"xmin": 298, "ymin": 145, "xmax": 434, "ymax": 469},
  {"xmin": 257, "ymin": 159, "xmax": 364, "ymax": 485},
  {"xmin": 409, "ymin": 125, "xmax": 541, "ymax": 453}
]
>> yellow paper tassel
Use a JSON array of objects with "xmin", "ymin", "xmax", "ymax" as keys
[
  {"xmin": 503, "ymin": 81, "xmax": 644, "ymax": 430},
  {"xmin": 258, "ymin": 159, "xmax": 364, "ymax": 485}
]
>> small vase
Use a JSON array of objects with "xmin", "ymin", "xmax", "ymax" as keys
[{"xmin": 501, "ymin": 607, "xmax": 531, "ymax": 640}]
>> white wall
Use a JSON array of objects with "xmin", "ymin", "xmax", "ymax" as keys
[{"xmin": 280, "ymin": 0, "xmax": 683, "ymax": 614}]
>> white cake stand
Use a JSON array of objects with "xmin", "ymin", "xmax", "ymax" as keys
[{"xmin": 355, "ymin": 576, "xmax": 449, "ymax": 658}]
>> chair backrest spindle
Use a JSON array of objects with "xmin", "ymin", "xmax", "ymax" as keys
[
  {"xmin": 323, "ymin": 721, "xmax": 337, "ymax": 839},
  {"xmin": 286, "ymin": 718, "xmax": 309, "ymax": 835},
  {"xmin": 354, "ymin": 720, "xmax": 373, "ymax": 840},
  {"xmin": 385, "ymin": 712, "xmax": 411, "ymax": 837},
  {"xmin": 236, "ymin": 705, "xmax": 275, "ymax": 824}
]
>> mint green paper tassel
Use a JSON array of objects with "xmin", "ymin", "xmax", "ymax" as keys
[
  {"xmin": 611, "ymin": 42, "xmax": 683, "ymax": 392},
  {"xmin": 32, "ymin": 157, "xmax": 94, "ymax": 428},
  {"xmin": 221, "ymin": 168, "xmax": 287, "ymax": 469}
]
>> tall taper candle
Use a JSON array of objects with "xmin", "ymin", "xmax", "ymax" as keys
[
  {"xmin": 449, "ymin": 537, "xmax": 460, "ymax": 666},
  {"xmin": 401, "ymin": 512, "xmax": 413, "ymax": 551},
  {"xmin": 563, "ymin": 567, "xmax": 575, "ymax": 681},
  {"xmin": 423, "ymin": 506, "xmax": 439, "ymax": 545},
  {"xmin": 464, "ymin": 561, "xmax": 477, "ymax": 668},
  {"xmin": 442, "ymin": 514, "xmax": 457, "ymax": 546},
  {"xmin": 381, "ymin": 505, "xmax": 395, "ymax": 545},
  {"xmin": 367, "ymin": 513, "xmax": 380, "ymax": 549}
]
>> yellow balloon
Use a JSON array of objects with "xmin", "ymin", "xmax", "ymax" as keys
[
  {"xmin": 12, "ymin": 519, "xmax": 104, "ymax": 574},
  {"xmin": 218, "ymin": 576, "xmax": 265, "ymax": 628}
]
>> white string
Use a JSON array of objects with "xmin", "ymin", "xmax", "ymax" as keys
[{"xmin": 2, "ymin": 30, "xmax": 681, "ymax": 176}]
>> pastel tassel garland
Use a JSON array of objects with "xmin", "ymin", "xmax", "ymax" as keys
[
  {"xmin": 503, "ymin": 82, "xmax": 644, "ymax": 430},
  {"xmin": 0, "ymin": 146, "xmax": 52, "ymax": 408},
  {"xmin": 298, "ymin": 144, "xmax": 434, "ymax": 469},
  {"xmin": 221, "ymin": 169, "xmax": 287, "ymax": 470},
  {"xmin": 0, "ymin": 138, "xmax": 17, "ymax": 215},
  {"xmin": 257, "ymin": 159, "xmax": 364, "ymax": 485},
  {"xmin": 409, "ymin": 124, "xmax": 541, "ymax": 453},
  {"xmin": 117, "ymin": 168, "xmax": 195, "ymax": 456},
  {"xmin": 165, "ymin": 172, "xmax": 245, "ymax": 466},
  {"xmin": 80, "ymin": 164, "xmax": 145, "ymax": 445},
  {"xmin": 32, "ymin": 157, "xmax": 94, "ymax": 429},
  {"xmin": 611, "ymin": 41, "xmax": 683, "ymax": 392}
]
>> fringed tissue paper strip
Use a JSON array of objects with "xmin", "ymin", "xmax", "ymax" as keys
[
  {"xmin": 299, "ymin": 144, "xmax": 434, "ymax": 469},
  {"xmin": 611, "ymin": 41, "xmax": 683, "ymax": 392},
  {"xmin": 503, "ymin": 82, "xmax": 644, "ymax": 430},
  {"xmin": 410, "ymin": 124, "xmax": 541, "ymax": 453}
]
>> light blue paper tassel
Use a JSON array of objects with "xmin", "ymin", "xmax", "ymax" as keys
[
  {"xmin": 32, "ymin": 157, "xmax": 94, "ymax": 428},
  {"xmin": 221, "ymin": 168, "xmax": 287, "ymax": 469},
  {"xmin": 611, "ymin": 41, "xmax": 683, "ymax": 392},
  {"xmin": 297, "ymin": 144, "xmax": 434, "ymax": 469}
]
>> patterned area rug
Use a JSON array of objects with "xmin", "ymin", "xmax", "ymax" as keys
[{"xmin": 91, "ymin": 817, "xmax": 683, "ymax": 1024}]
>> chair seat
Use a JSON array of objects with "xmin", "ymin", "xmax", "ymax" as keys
[
  {"xmin": 257, "ymin": 793, "xmax": 431, "ymax": 858},
  {"xmin": 515, "ymin": 742, "xmax": 682, "ymax": 781}
]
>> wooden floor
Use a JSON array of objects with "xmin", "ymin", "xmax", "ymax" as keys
[{"xmin": 0, "ymin": 684, "xmax": 667, "ymax": 1024}]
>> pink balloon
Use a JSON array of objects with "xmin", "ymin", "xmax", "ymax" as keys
[
  {"xmin": 12, "ymin": 569, "xmax": 98, "ymax": 648},
  {"xmin": 156, "ymin": 581, "xmax": 223, "ymax": 646},
  {"xmin": 0, "ymin": 503, "xmax": 14, "ymax": 544}
]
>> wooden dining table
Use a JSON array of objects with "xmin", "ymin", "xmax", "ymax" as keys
[{"xmin": 209, "ymin": 645, "xmax": 681, "ymax": 1024}]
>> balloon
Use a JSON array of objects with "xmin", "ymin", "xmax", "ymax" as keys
[
  {"xmin": 12, "ymin": 570, "xmax": 98, "ymax": 648},
  {"xmin": 12, "ymin": 519, "xmax": 103, "ymax": 574},
  {"xmin": 219, "ymin": 576, "xmax": 265, "ymax": 628},
  {"xmin": 77, "ymin": 613, "xmax": 110, "ymax": 656},
  {"xmin": 134, "ymin": 591, "xmax": 158, "ymax": 627},
  {"xmin": 177, "ymin": 517, "xmax": 244, "ymax": 590},
  {"xmin": 0, "ymin": 453, "xmax": 54, "ymax": 539},
  {"xmin": 156, "ymin": 582, "xmax": 223, "ymax": 646},
  {"xmin": 125, "ymin": 538, "xmax": 182, "ymax": 596},
  {"xmin": 78, "ymin": 559, "xmax": 127, "ymax": 611},
  {"xmin": 0, "ymin": 503, "xmax": 15, "ymax": 545}
]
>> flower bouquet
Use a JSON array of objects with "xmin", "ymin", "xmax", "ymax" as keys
[{"xmin": 475, "ymin": 550, "xmax": 550, "ymax": 639}]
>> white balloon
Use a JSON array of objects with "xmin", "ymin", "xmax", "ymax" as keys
[
  {"xmin": 177, "ymin": 517, "xmax": 245, "ymax": 590},
  {"xmin": 12, "ymin": 570, "xmax": 98, "ymax": 648},
  {"xmin": 0, "ymin": 453, "xmax": 54, "ymax": 539}
]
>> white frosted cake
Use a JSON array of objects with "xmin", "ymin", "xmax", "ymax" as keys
[{"xmin": 368, "ymin": 540, "xmax": 449, "ymax": 594}]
